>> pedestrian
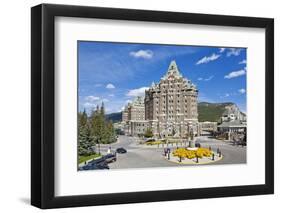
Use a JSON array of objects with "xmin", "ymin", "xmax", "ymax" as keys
[{"xmin": 107, "ymin": 146, "xmax": 111, "ymax": 154}]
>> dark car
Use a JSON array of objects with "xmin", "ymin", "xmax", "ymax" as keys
[
  {"xmin": 79, "ymin": 160, "xmax": 109, "ymax": 171},
  {"xmin": 103, "ymin": 154, "xmax": 117, "ymax": 163},
  {"xmin": 89, "ymin": 157, "xmax": 105, "ymax": 165},
  {"xmin": 94, "ymin": 162, "xmax": 109, "ymax": 169},
  {"xmin": 116, "ymin": 147, "xmax": 127, "ymax": 154}
]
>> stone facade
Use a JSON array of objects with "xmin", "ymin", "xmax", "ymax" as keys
[
  {"xmin": 122, "ymin": 96, "xmax": 148, "ymax": 136},
  {"xmin": 144, "ymin": 60, "xmax": 199, "ymax": 138},
  {"xmin": 127, "ymin": 96, "xmax": 145, "ymax": 121},
  {"xmin": 122, "ymin": 106, "xmax": 129, "ymax": 122},
  {"xmin": 199, "ymin": 121, "xmax": 217, "ymax": 133},
  {"xmin": 122, "ymin": 60, "xmax": 199, "ymax": 137}
]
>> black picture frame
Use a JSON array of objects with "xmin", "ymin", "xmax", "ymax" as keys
[{"xmin": 31, "ymin": 3, "xmax": 274, "ymax": 209}]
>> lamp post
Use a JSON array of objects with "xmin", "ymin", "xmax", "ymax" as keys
[
  {"xmin": 167, "ymin": 149, "xmax": 170, "ymax": 160},
  {"xmin": 97, "ymin": 137, "xmax": 101, "ymax": 155}
]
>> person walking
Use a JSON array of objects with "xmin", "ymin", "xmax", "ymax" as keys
[{"xmin": 107, "ymin": 146, "xmax": 111, "ymax": 154}]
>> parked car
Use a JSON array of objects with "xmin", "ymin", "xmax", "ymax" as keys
[
  {"xmin": 89, "ymin": 157, "xmax": 105, "ymax": 165},
  {"xmin": 79, "ymin": 160, "xmax": 109, "ymax": 171},
  {"xmin": 103, "ymin": 154, "xmax": 117, "ymax": 163},
  {"xmin": 116, "ymin": 147, "xmax": 127, "ymax": 154},
  {"xmin": 94, "ymin": 162, "xmax": 109, "ymax": 169}
]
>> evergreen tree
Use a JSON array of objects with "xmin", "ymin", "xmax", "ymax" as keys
[
  {"xmin": 78, "ymin": 110, "xmax": 95, "ymax": 156},
  {"xmin": 90, "ymin": 105, "xmax": 105, "ymax": 144},
  {"xmin": 89, "ymin": 103, "xmax": 116, "ymax": 145},
  {"xmin": 78, "ymin": 103, "xmax": 117, "ymax": 157},
  {"xmin": 100, "ymin": 101, "xmax": 105, "ymax": 116}
]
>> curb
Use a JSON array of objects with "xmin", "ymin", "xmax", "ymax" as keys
[{"xmin": 164, "ymin": 155, "xmax": 224, "ymax": 165}]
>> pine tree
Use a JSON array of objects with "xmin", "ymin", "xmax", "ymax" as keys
[
  {"xmin": 88, "ymin": 103, "xmax": 116, "ymax": 145},
  {"xmin": 100, "ymin": 101, "xmax": 105, "ymax": 116},
  {"xmin": 78, "ymin": 110, "xmax": 95, "ymax": 156}
]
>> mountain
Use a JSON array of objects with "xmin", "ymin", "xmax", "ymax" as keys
[
  {"xmin": 105, "ymin": 112, "xmax": 122, "ymax": 123},
  {"xmin": 198, "ymin": 102, "xmax": 242, "ymax": 122}
]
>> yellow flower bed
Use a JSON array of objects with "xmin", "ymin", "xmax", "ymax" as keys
[{"xmin": 173, "ymin": 148, "xmax": 213, "ymax": 159}]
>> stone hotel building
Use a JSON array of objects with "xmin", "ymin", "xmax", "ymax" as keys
[
  {"xmin": 122, "ymin": 96, "xmax": 149, "ymax": 136},
  {"xmin": 122, "ymin": 60, "xmax": 199, "ymax": 137}
]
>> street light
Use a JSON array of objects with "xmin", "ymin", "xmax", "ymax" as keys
[
  {"xmin": 168, "ymin": 151, "xmax": 170, "ymax": 160},
  {"xmin": 97, "ymin": 137, "xmax": 101, "ymax": 155}
]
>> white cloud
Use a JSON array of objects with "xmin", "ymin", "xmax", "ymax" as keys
[
  {"xmin": 198, "ymin": 75, "xmax": 214, "ymax": 81},
  {"xmin": 101, "ymin": 98, "xmax": 109, "ymax": 102},
  {"xmin": 239, "ymin": 59, "xmax": 247, "ymax": 64},
  {"xmin": 238, "ymin": 88, "xmax": 246, "ymax": 94},
  {"xmin": 82, "ymin": 96, "xmax": 110, "ymax": 111},
  {"xmin": 219, "ymin": 48, "xmax": 225, "ymax": 53},
  {"xmin": 85, "ymin": 96, "xmax": 100, "ymax": 102},
  {"xmin": 196, "ymin": 53, "xmax": 220, "ymax": 65},
  {"xmin": 83, "ymin": 102, "xmax": 96, "ymax": 108},
  {"xmin": 224, "ymin": 68, "xmax": 246, "ymax": 79},
  {"xmin": 225, "ymin": 93, "xmax": 230, "ymax": 97},
  {"xmin": 126, "ymin": 87, "xmax": 149, "ymax": 97},
  {"xmin": 106, "ymin": 83, "xmax": 115, "ymax": 89},
  {"xmin": 130, "ymin": 49, "xmax": 153, "ymax": 59},
  {"xmin": 205, "ymin": 75, "xmax": 214, "ymax": 81},
  {"xmin": 226, "ymin": 48, "xmax": 243, "ymax": 57},
  {"xmin": 108, "ymin": 94, "xmax": 115, "ymax": 97}
]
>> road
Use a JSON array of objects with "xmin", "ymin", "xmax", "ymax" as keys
[{"xmin": 98, "ymin": 135, "xmax": 246, "ymax": 170}]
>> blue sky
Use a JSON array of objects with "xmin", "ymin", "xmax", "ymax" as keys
[{"xmin": 78, "ymin": 41, "xmax": 247, "ymax": 114}]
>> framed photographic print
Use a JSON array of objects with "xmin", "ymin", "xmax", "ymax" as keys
[{"xmin": 31, "ymin": 3, "xmax": 274, "ymax": 209}]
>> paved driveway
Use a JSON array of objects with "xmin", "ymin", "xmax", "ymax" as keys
[{"xmin": 102, "ymin": 135, "xmax": 246, "ymax": 169}]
